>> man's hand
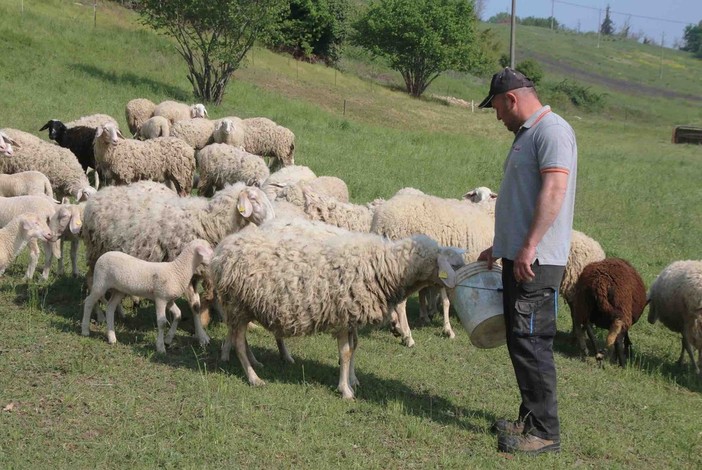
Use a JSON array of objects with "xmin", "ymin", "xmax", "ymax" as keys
[
  {"xmin": 514, "ymin": 245, "xmax": 536, "ymax": 282},
  {"xmin": 478, "ymin": 246, "xmax": 495, "ymax": 270}
]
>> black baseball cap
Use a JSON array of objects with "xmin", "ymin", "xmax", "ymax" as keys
[{"xmin": 478, "ymin": 67, "xmax": 535, "ymax": 109}]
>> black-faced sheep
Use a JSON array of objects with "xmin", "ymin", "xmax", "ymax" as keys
[{"xmin": 39, "ymin": 120, "xmax": 99, "ymax": 187}]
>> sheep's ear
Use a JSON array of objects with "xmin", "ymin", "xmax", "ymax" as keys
[
  {"xmin": 94, "ymin": 126, "xmax": 104, "ymax": 138},
  {"xmin": 490, "ymin": 192, "xmax": 498, "ymax": 199},
  {"xmin": 39, "ymin": 121, "xmax": 51, "ymax": 132},
  {"xmin": 4, "ymin": 136, "xmax": 20, "ymax": 148},
  {"xmin": 437, "ymin": 254, "xmax": 458, "ymax": 289},
  {"xmin": 203, "ymin": 108, "xmax": 208, "ymax": 117},
  {"xmin": 69, "ymin": 214, "xmax": 82, "ymax": 235},
  {"xmin": 116, "ymin": 128, "xmax": 126, "ymax": 139},
  {"xmin": 237, "ymin": 191, "xmax": 254, "ymax": 218},
  {"xmin": 462, "ymin": 190, "xmax": 476, "ymax": 200},
  {"xmin": 61, "ymin": 197, "xmax": 70, "ymax": 205}
]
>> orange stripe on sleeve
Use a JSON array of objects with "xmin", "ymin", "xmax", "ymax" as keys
[{"xmin": 541, "ymin": 168, "xmax": 570, "ymax": 175}]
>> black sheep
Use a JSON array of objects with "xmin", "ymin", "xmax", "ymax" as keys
[
  {"xmin": 39, "ymin": 120, "xmax": 97, "ymax": 173},
  {"xmin": 572, "ymin": 258, "xmax": 648, "ymax": 367}
]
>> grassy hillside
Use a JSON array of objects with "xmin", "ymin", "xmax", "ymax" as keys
[{"xmin": 0, "ymin": 1, "xmax": 701, "ymax": 468}]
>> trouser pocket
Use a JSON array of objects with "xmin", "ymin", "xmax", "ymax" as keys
[{"xmin": 512, "ymin": 287, "xmax": 557, "ymax": 337}]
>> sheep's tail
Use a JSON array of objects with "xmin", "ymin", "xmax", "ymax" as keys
[{"xmin": 44, "ymin": 179, "xmax": 54, "ymax": 199}]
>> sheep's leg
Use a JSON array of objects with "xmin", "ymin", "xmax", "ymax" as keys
[
  {"xmin": 40, "ymin": 240, "xmax": 56, "ymax": 280},
  {"xmin": 82, "ymin": 288, "xmax": 106, "ymax": 336},
  {"xmin": 57, "ymin": 239, "xmax": 65, "ymax": 276},
  {"xmin": 681, "ymin": 330, "xmax": 699, "ymax": 374},
  {"xmin": 164, "ymin": 301, "xmax": 181, "ymax": 346},
  {"xmin": 70, "ymin": 239, "xmax": 79, "ymax": 277},
  {"xmin": 336, "ymin": 329, "xmax": 354, "ymax": 399},
  {"xmin": 676, "ymin": 336, "xmax": 687, "ymax": 366},
  {"xmin": 585, "ymin": 322, "xmax": 598, "ymax": 357},
  {"xmin": 393, "ymin": 300, "xmax": 415, "ymax": 348},
  {"xmin": 276, "ymin": 336, "xmax": 294, "ymax": 364},
  {"xmin": 567, "ymin": 299, "xmax": 577, "ymax": 340},
  {"xmin": 602, "ymin": 319, "xmax": 625, "ymax": 366},
  {"xmin": 105, "ymin": 292, "xmax": 125, "ymax": 345},
  {"xmin": 418, "ymin": 288, "xmax": 431, "ymax": 324},
  {"xmin": 245, "ymin": 338, "xmax": 263, "ymax": 369},
  {"xmin": 614, "ymin": 334, "xmax": 627, "ymax": 368},
  {"xmin": 348, "ymin": 327, "xmax": 359, "ymax": 389},
  {"xmin": 234, "ymin": 324, "xmax": 265, "ymax": 386},
  {"xmin": 440, "ymin": 288, "xmax": 455, "ymax": 339},
  {"xmin": 23, "ymin": 239, "xmax": 40, "ymax": 280},
  {"xmin": 185, "ymin": 280, "xmax": 210, "ymax": 347},
  {"xmin": 573, "ymin": 321, "xmax": 588, "ymax": 358},
  {"xmin": 154, "ymin": 299, "xmax": 169, "ymax": 353},
  {"xmin": 221, "ymin": 327, "xmax": 234, "ymax": 362}
]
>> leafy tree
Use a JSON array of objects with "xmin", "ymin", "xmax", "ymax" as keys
[
  {"xmin": 138, "ymin": 0, "xmax": 287, "ymax": 104},
  {"xmin": 600, "ymin": 5, "xmax": 615, "ymax": 36},
  {"xmin": 266, "ymin": 0, "xmax": 350, "ymax": 65},
  {"xmin": 521, "ymin": 16, "xmax": 559, "ymax": 29},
  {"xmin": 680, "ymin": 20, "xmax": 702, "ymax": 58},
  {"xmin": 487, "ymin": 12, "xmax": 512, "ymax": 24},
  {"xmin": 352, "ymin": 0, "xmax": 484, "ymax": 97},
  {"xmin": 515, "ymin": 59, "xmax": 543, "ymax": 85}
]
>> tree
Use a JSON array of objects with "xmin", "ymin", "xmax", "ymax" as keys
[
  {"xmin": 352, "ymin": 0, "xmax": 484, "ymax": 97},
  {"xmin": 266, "ymin": 0, "xmax": 350, "ymax": 65},
  {"xmin": 138, "ymin": 0, "xmax": 287, "ymax": 105},
  {"xmin": 680, "ymin": 20, "xmax": 702, "ymax": 58},
  {"xmin": 600, "ymin": 5, "xmax": 615, "ymax": 36},
  {"xmin": 487, "ymin": 12, "xmax": 512, "ymax": 24},
  {"xmin": 515, "ymin": 59, "xmax": 543, "ymax": 85}
]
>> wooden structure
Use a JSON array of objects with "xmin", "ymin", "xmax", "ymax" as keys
[{"xmin": 672, "ymin": 126, "xmax": 702, "ymax": 144}]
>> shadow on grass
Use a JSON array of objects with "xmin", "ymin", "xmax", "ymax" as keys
[{"xmin": 68, "ymin": 63, "xmax": 190, "ymax": 101}]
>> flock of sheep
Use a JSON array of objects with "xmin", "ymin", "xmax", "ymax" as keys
[{"xmin": 0, "ymin": 97, "xmax": 700, "ymax": 400}]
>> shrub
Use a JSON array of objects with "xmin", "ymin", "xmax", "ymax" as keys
[
  {"xmin": 515, "ymin": 58, "xmax": 543, "ymax": 84},
  {"xmin": 547, "ymin": 79, "xmax": 606, "ymax": 111}
]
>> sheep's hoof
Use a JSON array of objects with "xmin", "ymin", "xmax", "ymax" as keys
[
  {"xmin": 402, "ymin": 336, "xmax": 416, "ymax": 348},
  {"xmin": 196, "ymin": 334, "xmax": 211, "ymax": 347},
  {"xmin": 156, "ymin": 345, "xmax": 167, "ymax": 354},
  {"xmin": 339, "ymin": 388, "xmax": 355, "ymax": 400},
  {"xmin": 249, "ymin": 377, "xmax": 266, "ymax": 387},
  {"xmin": 443, "ymin": 329, "xmax": 456, "ymax": 340},
  {"xmin": 81, "ymin": 328, "xmax": 90, "ymax": 337},
  {"xmin": 107, "ymin": 332, "xmax": 117, "ymax": 344},
  {"xmin": 595, "ymin": 351, "xmax": 606, "ymax": 368}
]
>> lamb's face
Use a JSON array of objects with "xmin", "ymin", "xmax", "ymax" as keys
[
  {"xmin": 96, "ymin": 123, "xmax": 123, "ymax": 146},
  {"xmin": 0, "ymin": 133, "xmax": 18, "ymax": 157},
  {"xmin": 191, "ymin": 104, "xmax": 207, "ymax": 118},
  {"xmin": 21, "ymin": 214, "xmax": 53, "ymax": 242}
]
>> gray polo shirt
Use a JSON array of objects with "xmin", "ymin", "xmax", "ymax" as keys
[{"xmin": 493, "ymin": 105, "xmax": 577, "ymax": 266}]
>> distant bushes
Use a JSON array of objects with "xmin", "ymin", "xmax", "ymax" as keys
[
  {"xmin": 545, "ymin": 79, "xmax": 606, "ymax": 111},
  {"xmin": 497, "ymin": 56, "xmax": 544, "ymax": 85}
]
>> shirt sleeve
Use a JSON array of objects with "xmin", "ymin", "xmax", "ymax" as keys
[{"xmin": 534, "ymin": 122, "xmax": 576, "ymax": 174}]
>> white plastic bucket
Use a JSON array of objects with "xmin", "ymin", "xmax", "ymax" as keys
[{"xmin": 450, "ymin": 261, "xmax": 505, "ymax": 349}]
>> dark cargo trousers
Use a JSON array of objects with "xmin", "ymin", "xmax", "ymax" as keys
[{"xmin": 501, "ymin": 259, "xmax": 565, "ymax": 441}]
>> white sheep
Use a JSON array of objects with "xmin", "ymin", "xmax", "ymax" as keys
[
  {"xmin": 93, "ymin": 123, "xmax": 196, "ymax": 196},
  {"xmin": 212, "ymin": 118, "xmax": 245, "ymax": 147},
  {"xmin": 170, "ymin": 118, "xmax": 217, "ymax": 150},
  {"xmin": 261, "ymin": 165, "xmax": 317, "ymax": 200},
  {"xmin": 0, "ymin": 213, "xmax": 53, "ymax": 277},
  {"xmin": 0, "ymin": 195, "xmax": 62, "ymax": 280},
  {"xmin": 462, "ymin": 186, "xmax": 498, "ymax": 203},
  {"xmin": 213, "ymin": 117, "xmax": 295, "ymax": 169},
  {"xmin": 134, "ymin": 116, "xmax": 170, "ymax": 140},
  {"xmin": 196, "ymin": 144, "xmax": 270, "ymax": 197},
  {"xmin": 211, "ymin": 218, "xmax": 465, "ymax": 399},
  {"xmin": 82, "ymin": 180, "xmax": 275, "ymax": 346},
  {"xmin": 0, "ymin": 171, "xmax": 54, "ymax": 199},
  {"xmin": 49, "ymin": 200, "xmax": 85, "ymax": 277},
  {"xmin": 65, "ymin": 113, "xmax": 118, "ymax": 129},
  {"xmin": 647, "ymin": 260, "xmax": 702, "ymax": 376},
  {"xmin": 152, "ymin": 100, "xmax": 207, "ymax": 125},
  {"xmin": 0, "ymin": 129, "xmax": 96, "ymax": 201},
  {"xmin": 82, "ymin": 239, "xmax": 214, "ymax": 353},
  {"xmin": 125, "ymin": 98, "xmax": 157, "ymax": 135}
]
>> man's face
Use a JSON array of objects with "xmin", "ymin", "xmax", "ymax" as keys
[{"xmin": 492, "ymin": 92, "xmax": 520, "ymax": 133}]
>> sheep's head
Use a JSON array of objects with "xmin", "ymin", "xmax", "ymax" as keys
[
  {"xmin": 237, "ymin": 186, "xmax": 275, "ymax": 226},
  {"xmin": 0, "ymin": 132, "xmax": 19, "ymax": 157},
  {"xmin": 191, "ymin": 103, "xmax": 208, "ymax": 118},
  {"xmin": 94, "ymin": 123, "xmax": 124, "ymax": 147},
  {"xmin": 190, "ymin": 239, "xmax": 214, "ymax": 266},
  {"xmin": 38, "ymin": 119, "xmax": 65, "ymax": 142},
  {"xmin": 463, "ymin": 186, "xmax": 497, "ymax": 203},
  {"xmin": 20, "ymin": 213, "xmax": 53, "ymax": 242},
  {"xmin": 215, "ymin": 119, "xmax": 236, "ymax": 136},
  {"xmin": 75, "ymin": 186, "xmax": 97, "ymax": 201},
  {"xmin": 436, "ymin": 246, "xmax": 466, "ymax": 289}
]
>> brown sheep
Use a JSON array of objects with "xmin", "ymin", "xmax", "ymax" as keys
[{"xmin": 572, "ymin": 258, "xmax": 647, "ymax": 367}]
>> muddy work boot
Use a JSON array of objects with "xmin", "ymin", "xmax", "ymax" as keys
[
  {"xmin": 490, "ymin": 418, "xmax": 525, "ymax": 435},
  {"xmin": 497, "ymin": 433, "xmax": 560, "ymax": 455}
]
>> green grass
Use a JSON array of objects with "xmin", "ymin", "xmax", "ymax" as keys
[{"xmin": 1, "ymin": 1, "xmax": 701, "ymax": 468}]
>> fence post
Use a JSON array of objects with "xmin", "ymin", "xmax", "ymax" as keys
[{"xmin": 343, "ymin": 99, "xmax": 346, "ymax": 116}]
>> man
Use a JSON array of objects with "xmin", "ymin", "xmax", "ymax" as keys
[{"xmin": 477, "ymin": 67, "xmax": 577, "ymax": 455}]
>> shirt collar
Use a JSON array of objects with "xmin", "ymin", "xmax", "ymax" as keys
[{"xmin": 521, "ymin": 105, "xmax": 551, "ymax": 129}]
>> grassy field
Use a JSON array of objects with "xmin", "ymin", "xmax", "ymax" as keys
[{"xmin": 1, "ymin": 1, "xmax": 701, "ymax": 468}]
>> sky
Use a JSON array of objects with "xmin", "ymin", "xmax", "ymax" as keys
[{"xmin": 481, "ymin": 0, "xmax": 702, "ymax": 48}]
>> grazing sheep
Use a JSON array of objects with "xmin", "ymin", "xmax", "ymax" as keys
[
  {"xmin": 211, "ymin": 218, "xmax": 465, "ymax": 399},
  {"xmin": 82, "ymin": 239, "xmax": 214, "ymax": 353},
  {"xmin": 212, "ymin": 118, "xmax": 245, "ymax": 147},
  {"xmin": 572, "ymin": 258, "xmax": 648, "ymax": 367},
  {"xmin": 0, "ymin": 129, "xmax": 96, "ymax": 201},
  {"xmin": 152, "ymin": 100, "xmax": 207, "ymax": 125},
  {"xmin": 463, "ymin": 186, "xmax": 498, "ymax": 203},
  {"xmin": 170, "ymin": 118, "xmax": 217, "ymax": 150},
  {"xmin": 93, "ymin": 123, "xmax": 196, "ymax": 196},
  {"xmin": 0, "ymin": 213, "xmax": 53, "ymax": 277},
  {"xmin": 0, "ymin": 171, "xmax": 54, "ymax": 199},
  {"xmin": 214, "ymin": 117, "xmax": 295, "ymax": 169},
  {"xmin": 38, "ymin": 121, "xmax": 100, "ymax": 188},
  {"xmin": 49, "ymin": 200, "xmax": 85, "ymax": 277},
  {"xmin": 66, "ymin": 114, "xmax": 118, "ymax": 129},
  {"xmin": 134, "ymin": 116, "xmax": 170, "ymax": 140},
  {"xmin": 647, "ymin": 260, "xmax": 702, "ymax": 376},
  {"xmin": 82, "ymin": 180, "xmax": 275, "ymax": 346},
  {"xmin": 293, "ymin": 186, "xmax": 377, "ymax": 232},
  {"xmin": 371, "ymin": 192, "xmax": 495, "ymax": 344},
  {"xmin": 125, "ymin": 98, "xmax": 157, "ymax": 135},
  {"xmin": 196, "ymin": 144, "xmax": 270, "ymax": 197},
  {"xmin": 261, "ymin": 165, "xmax": 317, "ymax": 200}
]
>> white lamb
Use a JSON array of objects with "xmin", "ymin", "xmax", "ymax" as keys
[
  {"xmin": 82, "ymin": 239, "xmax": 214, "ymax": 353},
  {"xmin": 49, "ymin": 200, "xmax": 85, "ymax": 277},
  {"xmin": 153, "ymin": 100, "xmax": 207, "ymax": 125},
  {"xmin": 0, "ymin": 213, "xmax": 53, "ymax": 277},
  {"xmin": 135, "ymin": 116, "xmax": 170, "ymax": 140},
  {"xmin": 125, "ymin": 98, "xmax": 157, "ymax": 135},
  {"xmin": 0, "ymin": 171, "xmax": 54, "ymax": 199},
  {"xmin": 211, "ymin": 218, "xmax": 465, "ymax": 399},
  {"xmin": 648, "ymin": 260, "xmax": 702, "ymax": 376}
]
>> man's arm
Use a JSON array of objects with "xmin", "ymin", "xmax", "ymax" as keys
[{"xmin": 513, "ymin": 170, "xmax": 569, "ymax": 282}]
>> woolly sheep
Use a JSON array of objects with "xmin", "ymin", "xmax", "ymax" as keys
[
  {"xmin": 93, "ymin": 123, "xmax": 196, "ymax": 196},
  {"xmin": 49, "ymin": 200, "xmax": 85, "ymax": 277},
  {"xmin": 212, "ymin": 118, "xmax": 245, "ymax": 147},
  {"xmin": 0, "ymin": 171, "xmax": 54, "ymax": 199},
  {"xmin": 214, "ymin": 117, "xmax": 295, "ymax": 169},
  {"xmin": 0, "ymin": 213, "xmax": 53, "ymax": 277},
  {"xmin": 66, "ymin": 114, "xmax": 118, "ymax": 129},
  {"xmin": 126, "ymin": 98, "xmax": 157, "ymax": 135},
  {"xmin": 196, "ymin": 144, "xmax": 270, "ymax": 197},
  {"xmin": 39, "ymin": 121, "xmax": 100, "ymax": 189},
  {"xmin": 261, "ymin": 165, "xmax": 317, "ymax": 200},
  {"xmin": 0, "ymin": 195, "xmax": 62, "ymax": 280},
  {"xmin": 134, "ymin": 116, "xmax": 170, "ymax": 140},
  {"xmin": 152, "ymin": 100, "xmax": 207, "ymax": 125},
  {"xmin": 82, "ymin": 180, "xmax": 275, "ymax": 346},
  {"xmin": 0, "ymin": 129, "xmax": 96, "ymax": 201},
  {"xmin": 371, "ymin": 192, "xmax": 495, "ymax": 344},
  {"xmin": 573, "ymin": 258, "xmax": 647, "ymax": 367},
  {"xmin": 463, "ymin": 186, "xmax": 498, "ymax": 203},
  {"xmin": 82, "ymin": 239, "xmax": 214, "ymax": 353},
  {"xmin": 647, "ymin": 260, "xmax": 702, "ymax": 376},
  {"xmin": 211, "ymin": 218, "xmax": 465, "ymax": 399},
  {"xmin": 292, "ymin": 185, "xmax": 377, "ymax": 232},
  {"xmin": 170, "ymin": 118, "xmax": 217, "ymax": 150}
]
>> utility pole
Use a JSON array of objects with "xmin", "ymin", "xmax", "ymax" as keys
[
  {"xmin": 509, "ymin": 0, "xmax": 517, "ymax": 68},
  {"xmin": 550, "ymin": 0, "xmax": 555, "ymax": 31},
  {"xmin": 659, "ymin": 32, "xmax": 665, "ymax": 79},
  {"xmin": 597, "ymin": 8, "xmax": 602, "ymax": 48}
]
